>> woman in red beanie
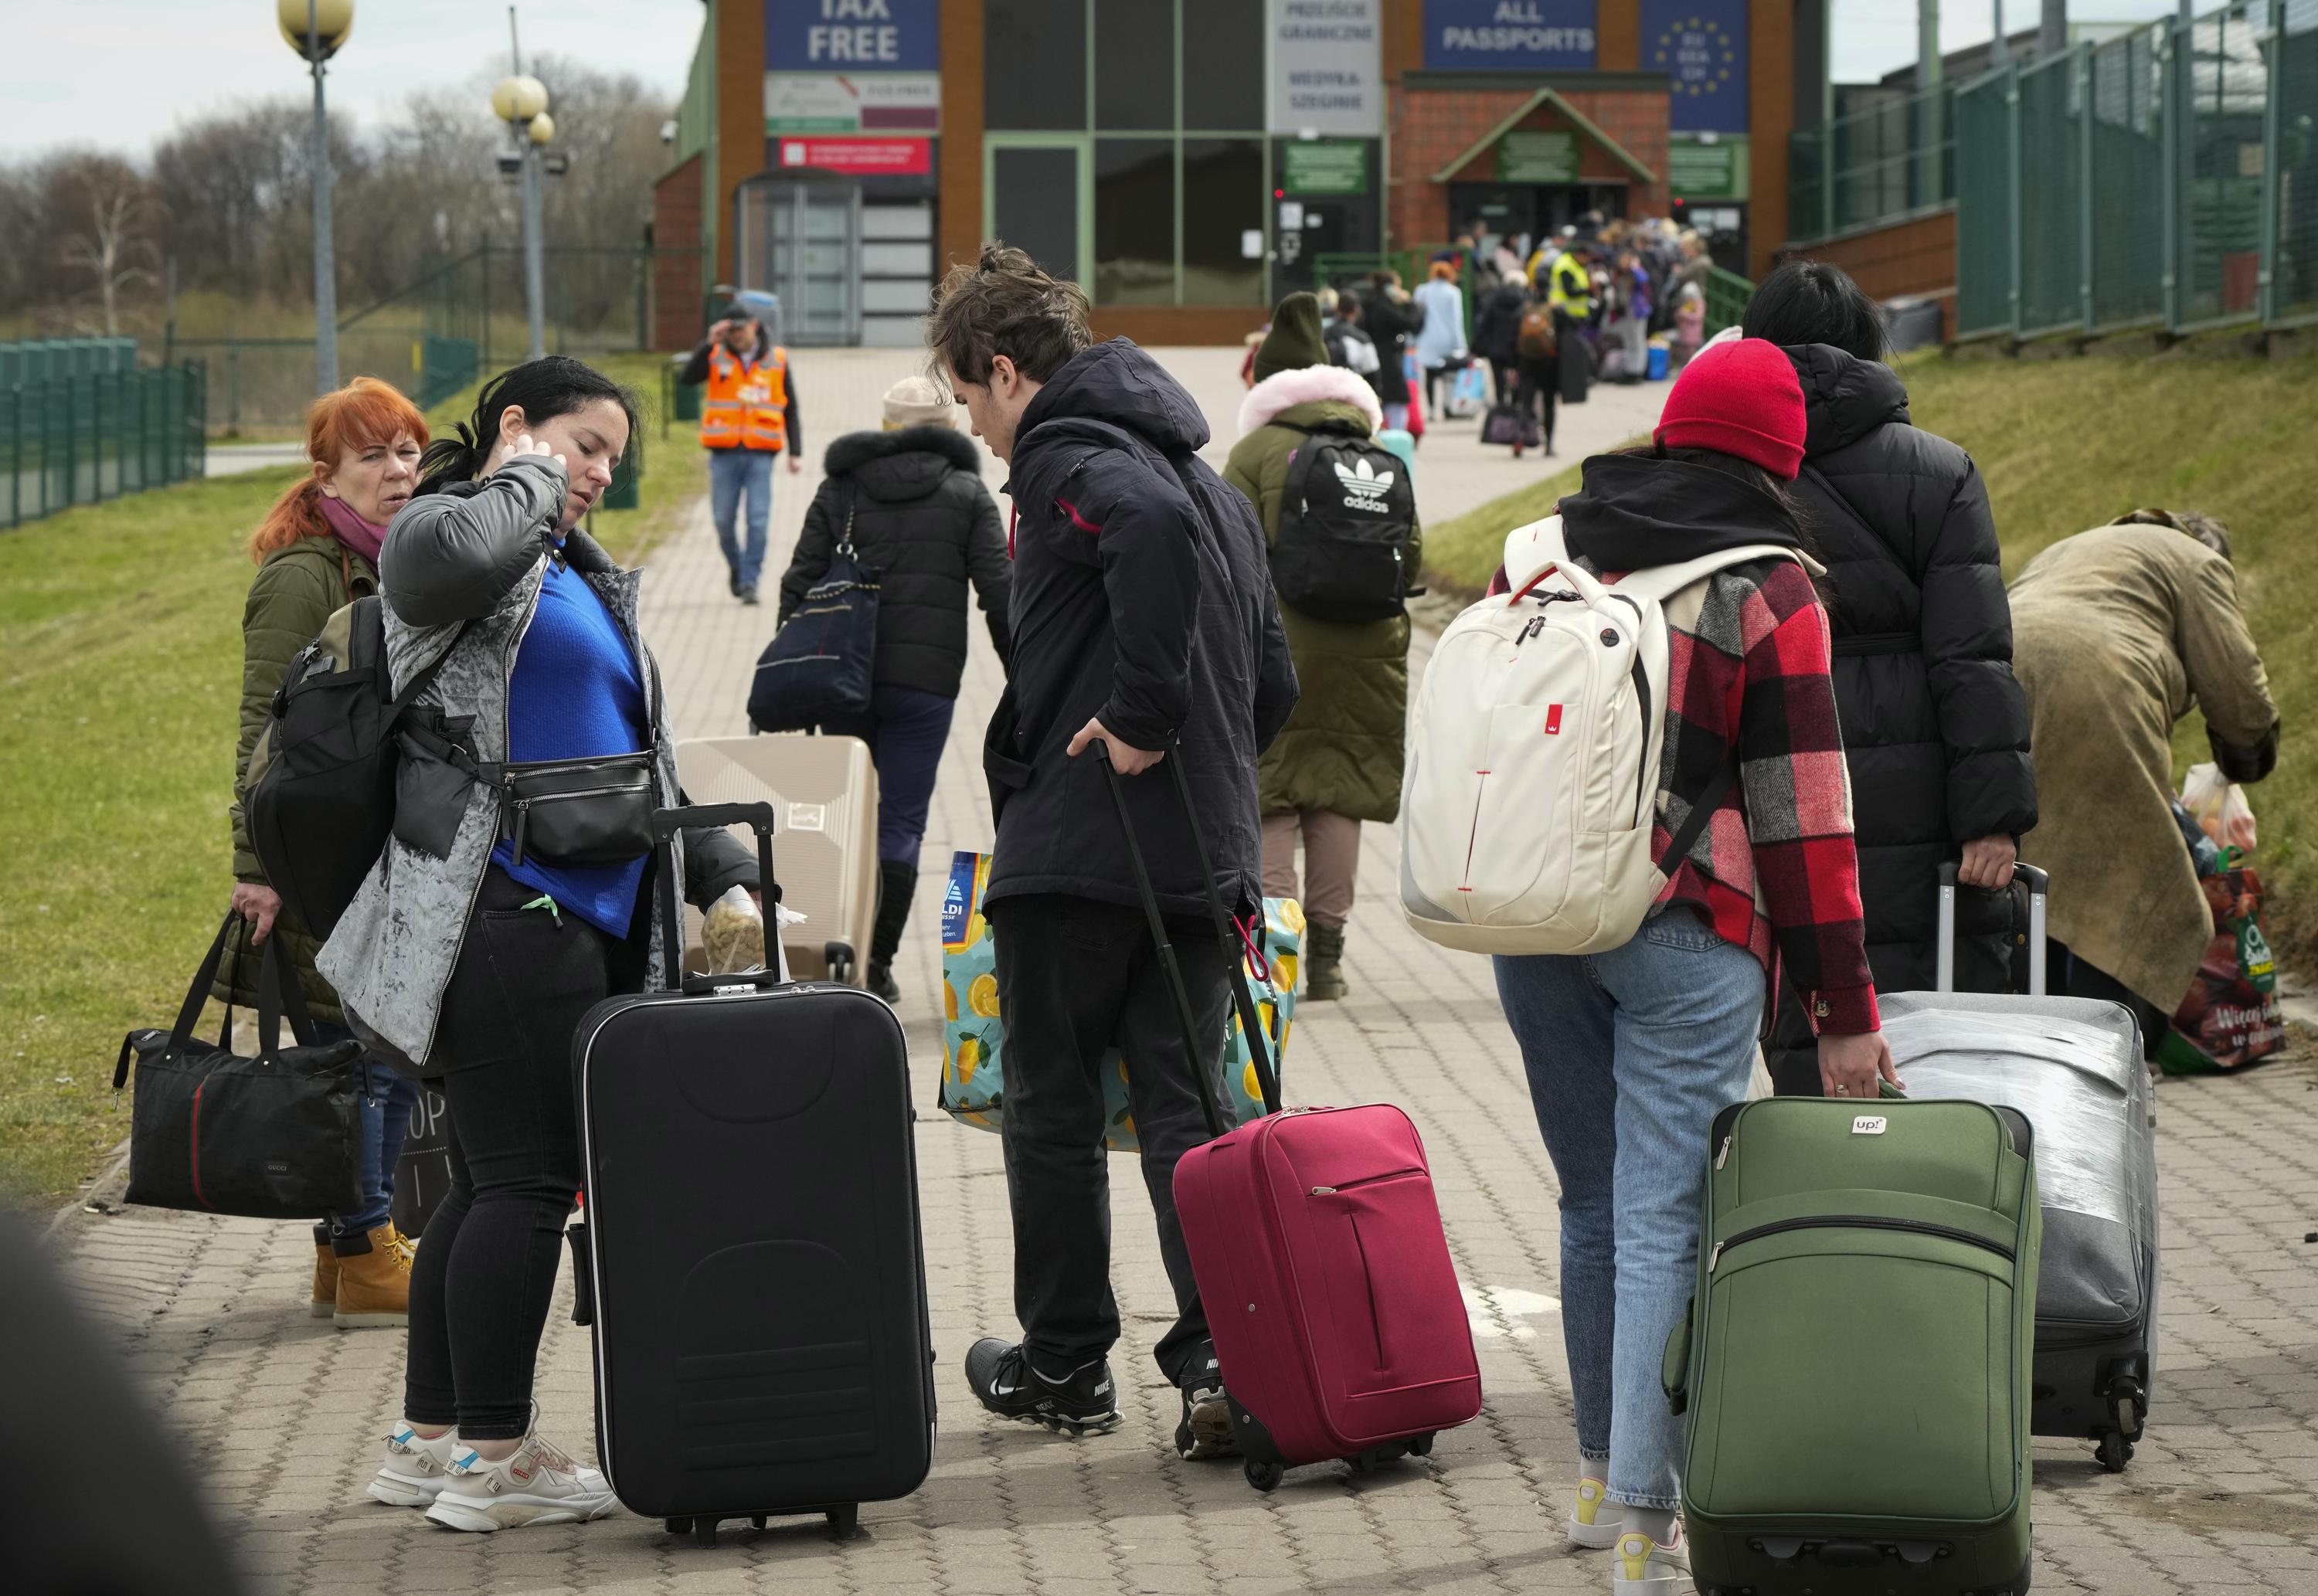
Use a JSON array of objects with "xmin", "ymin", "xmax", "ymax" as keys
[{"xmin": 1488, "ymin": 335, "xmax": 1891, "ymax": 1594}]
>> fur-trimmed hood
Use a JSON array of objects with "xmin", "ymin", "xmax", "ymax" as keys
[
  {"xmin": 824, "ymin": 424, "xmax": 984, "ymax": 504},
  {"xmin": 1237, "ymin": 364, "xmax": 1384, "ymax": 439}
]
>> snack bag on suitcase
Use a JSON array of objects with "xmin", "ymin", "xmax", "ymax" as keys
[
  {"xmin": 572, "ymin": 805, "xmax": 934, "ymax": 1550},
  {"xmin": 935, "ymin": 851, "xmax": 1298, "ymax": 1148},
  {"xmin": 1885, "ymin": 863, "xmax": 2159, "ymax": 1472},
  {"xmin": 1093, "ymin": 742, "xmax": 1483, "ymax": 1492},
  {"xmin": 1665, "ymin": 1095, "xmax": 2041, "ymax": 1596}
]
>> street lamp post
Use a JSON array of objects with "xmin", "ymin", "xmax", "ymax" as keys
[
  {"xmin": 278, "ymin": 0, "xmax": 354, "ymax": 394},
  {"xmin": 490, "ymin": 71, "xmax": 552, "ymax": 361}
]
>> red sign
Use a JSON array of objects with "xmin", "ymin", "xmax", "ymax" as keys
[{"xmin": 777, "ymin": 137, "xmax": 930, "ymax": 175}]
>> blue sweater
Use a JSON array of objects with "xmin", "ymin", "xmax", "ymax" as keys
[{"xmin": 491, "ymin": 555, "xmax": 652, "ymax": 938}]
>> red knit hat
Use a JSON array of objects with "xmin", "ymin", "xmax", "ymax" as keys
[{"xmin": 1651, "ymin": 336, "xmax": 1806, "ymax": 480}]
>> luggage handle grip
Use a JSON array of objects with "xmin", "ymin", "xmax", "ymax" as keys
[
  {"xmin": 654, "ymin": 802, "xmax": 779, "ymax": 993},
  {"xmin": 1935, "ymin": 860, "xmax": 2048, "ymax": 997}
]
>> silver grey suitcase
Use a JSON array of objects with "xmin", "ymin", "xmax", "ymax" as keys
[{"xmin": 1880, "ymin": 862, "xmax": 2160, "ymax": 1472}]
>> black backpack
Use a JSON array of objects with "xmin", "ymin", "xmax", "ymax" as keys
[
  {"xmin": 1269, "ymin": 426, "xmax": 1418, "ymax": 623},
  {"xmin": 246, "ymin": 597, "xmax": 463, "ymax": 941}
]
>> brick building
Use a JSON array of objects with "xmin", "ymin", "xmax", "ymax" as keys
[{"xmin": 652, "ymin": 1, "xmax": 1821, "ymax": 348}]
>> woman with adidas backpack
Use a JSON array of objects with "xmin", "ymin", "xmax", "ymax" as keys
[
  {"xmin": 1225, "ymin": 293, "xmax": 1421, "ymax": 1000},
  {"xmin": 1402, "ymin": 338, "xmax": 1892, "ymax": 1593}
]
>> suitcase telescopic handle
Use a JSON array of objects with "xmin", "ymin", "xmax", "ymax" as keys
[
  {"xmin": 1936, "ymin": 860, "xmax": 2048, "ymax": 997},
  {"xmin": 654, "ymin": 802, "xmax": 780, "ymax": 994}
]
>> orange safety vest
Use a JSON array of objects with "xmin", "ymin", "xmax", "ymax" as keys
[{"xmin": 698, "ymin": 345, "xmax": 789, "ymax": 452}]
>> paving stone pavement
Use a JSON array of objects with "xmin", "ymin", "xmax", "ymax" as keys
[{"xmin": 51, "ymin": 347, "xmax": 2318, "ymax": 1595}]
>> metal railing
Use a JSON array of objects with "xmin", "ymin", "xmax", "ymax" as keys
[
  {"xmin": 1956, "ymin": 0, "xmax": 2317, "ymax": 342},
  {"xmin": 1705, "ymin": 266, "xmax": 1755, "ymax": 335},
  {"xmin": 1789, "ymin": 81, "xmax": 1959, "ymax": 243},
  {"xmin": 2, "ymin": 363, "xmax": 206, "ymax": 530}
]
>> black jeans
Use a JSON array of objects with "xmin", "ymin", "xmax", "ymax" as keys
[
  {"xmin": 403, "ymin": 867, "xmax": 647, "ymax": 1438},
  {"xmin": 989, "ymin": 893, "xmax": 1233, "ymax": 1387},
  {"xmin": 1514, "ymin": 355, "xmax": 1559, "ymax": 448}
]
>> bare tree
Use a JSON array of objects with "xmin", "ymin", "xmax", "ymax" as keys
[{"xmin": 49, "ymin": 157, "xmax": 159, "ymax": 335}]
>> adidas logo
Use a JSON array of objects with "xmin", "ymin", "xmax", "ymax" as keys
[{"xmin": 1334, "ymin": 455, "xmax": 1395, "ymax": 513}]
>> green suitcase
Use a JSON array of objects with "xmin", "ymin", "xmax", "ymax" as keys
[{"xmin": 1663, "ymin": 1097, "xmax": 2041, "ymax": 1596}]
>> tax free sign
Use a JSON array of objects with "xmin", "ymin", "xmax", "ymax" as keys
[
  {"xmin": 1424, "ymin": 1, "xmax": 1597, "ymax": 71},
  {"xmin": 766, "ymin": 0, "xmax": 939, "ymax": 72}
]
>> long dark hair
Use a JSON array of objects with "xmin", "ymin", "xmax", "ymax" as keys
[
  {"xmin": 416, "ymin": 355, "xmax": 640, "ymax": 494},
  {"xmin": 1612, "ymin": 440, "xmax": 1836, "ymax": 610},
  {"xmin": 1740, "ymin": 258, "xmax": 1887, "ymax": 361}
]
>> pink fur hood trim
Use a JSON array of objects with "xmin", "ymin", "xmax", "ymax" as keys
[{"xmin": 1236, "ymin": 364, "xmax": 1384, "ymax": 438}]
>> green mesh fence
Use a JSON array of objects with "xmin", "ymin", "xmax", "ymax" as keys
[
  {"xmin": 2276, "ymin": 0, "xmax": 2318, "ymax": 321},
  {"xmin": 2178, "ymin": 5, "xmax": 2269, "ymax": 329},
  {"xmin": 1, "ymin": 364, "xmax": 206, "ymax": 530},
  {"xmin": 2017, "ymin": 53, "xmax": 2087, "ymax": 334},
  {"xmin": 1954, "ymin": 69, "xmax": 2017, "ymax": 338},
  {"xmin": 2089, "ymin": 27, "xmax": 2168, "ymax": 330}
]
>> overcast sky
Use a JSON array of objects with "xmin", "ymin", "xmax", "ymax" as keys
[{"xmin": 0, "ymin": 2, "xmax": 2212, "ymax": 161}]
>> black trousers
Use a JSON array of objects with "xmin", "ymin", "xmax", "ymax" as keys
[
  {"xmin": 404, "ymin": 866, "xmax": 647, "ymax": 1438},
  {"xmin": 1514, "ymin": 356, "xmax": 1559, "ymax": 447},
  {"xmin": 989, "ymin": 892, "xmax": 1233, "ymax": 1387}
]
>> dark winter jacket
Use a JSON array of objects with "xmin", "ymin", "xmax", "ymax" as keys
[
  {"xmin": 1473, "ymin": 282, "xmax": 1529, "ymax": 366},
  {"xmin": 1767, "ymin": 345, "xmax": 2038, "ymax": 1078},
  {"xmin": 1362, "ymin": 292, "xmax": 1419, "ymax": 407},
  {"xmin": 984, "ymin": 340, "xmax": 1299, "ymax": 924},
  {"xmin": 779, "ymin": 426, "xmax": 1011, "ymax": 699}
]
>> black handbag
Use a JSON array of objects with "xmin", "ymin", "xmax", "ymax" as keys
[
  {"xmin": 748, "ymin": 480, "xmax": 879, "ymax": 732},
  {"xmin": 113, "ymin": 913, "xmax": 368, "ymax": 1220},
  {"xmin": 491, "ymin": 749, "xmax": 659, "ymax": 869}
]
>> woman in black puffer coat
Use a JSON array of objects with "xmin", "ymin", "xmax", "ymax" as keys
[
  {"xmin": 1744, "ymin": 261, "xmax": 2038, "ymax": 1095},
  {"xmin": 777, "ymin": 377, "xmax": 1011, "ymax": 1000}
]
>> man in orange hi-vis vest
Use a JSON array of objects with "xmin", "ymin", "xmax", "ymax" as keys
[{"xmin": 681, "ymin": 290, "xmax": 803, "ymax": 605}]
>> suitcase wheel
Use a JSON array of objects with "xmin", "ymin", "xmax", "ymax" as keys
[
  {"xmin": 826, "ymin": 1503, "xmax": 859, "ymax": 1541},
  {"xmin": 1409, "ymin": 1432, "xmax": 1435, "ymax": 1458},
  {"xmin": 1243, "ymin": 1459, "xmax": 1285, "ymax": 1492},
  {"xmin": 2096, "ymin": 1430, "xmax": 2134, "ymax": 1472},
  {"xmin": 663, "ymin": 1518, "xmax": 692, "ymax": 1537},
  {"xmin": 692, "ymin": 1520, "xmax": 719, "ymax": 1550},
  {"xmin": 750, "ymin": 1516, "xmax": 767, "ymax": 1530}
]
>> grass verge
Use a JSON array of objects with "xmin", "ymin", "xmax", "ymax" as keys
[
  {"xmin": 1419, "ymin": 345, "xmax": 2318, "ymax": 960},
  {"xmin": 0, "ymin": 351, "xmax": 704, "ymax": 1209}
]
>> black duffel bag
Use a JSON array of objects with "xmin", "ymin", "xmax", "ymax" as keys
[
  {"xmin": 113, "ymin": 912, "xmax": 367, "ymax": 1220},
  {"xmin": 748, "ymin": 479, "xmax": 879, "ymax": 732}
]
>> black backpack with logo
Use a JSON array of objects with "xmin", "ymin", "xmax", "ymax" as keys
[
  {"xmin": 1269, "ymin": 425, "xmax": 1419, "ymax": 623},
  {"xmin": 247, "ymin": 597, "xmax": 464, "ymax": 941}
]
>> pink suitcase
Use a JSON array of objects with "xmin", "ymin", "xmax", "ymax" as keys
[{"xmin": 1096, "ymin": 745, "xmax": 1484, "ymax": 1492}]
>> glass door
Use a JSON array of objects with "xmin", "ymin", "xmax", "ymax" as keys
[{"xmin": 739, "ymin": 179, "xmax": 862, "ymax": 346}]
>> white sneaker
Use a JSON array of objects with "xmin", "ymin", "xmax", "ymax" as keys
[
  {"xmin": 1612, "ymin": 1525, "xmax": 1696, "ymax": 1594},
  {"xmin": 1569, "ymin": 1475, "xmax": 1626, "ymax": 1548},
  {"xmin": 423, "ymin": 1428, "xmax": 616, "ymax": 1532},
  {"xmin": 367, "ymin": 1424, "xmax": 459, "ymax": 1507}
]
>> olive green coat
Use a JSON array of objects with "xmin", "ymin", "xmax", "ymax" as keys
[
  {"xmin": 1222, "ymin": 367, "xmax": 1417, "ymax": 823},
  {"xmin": 215, "ymin": 534, "xmax": 377, "ymax": 1027}
]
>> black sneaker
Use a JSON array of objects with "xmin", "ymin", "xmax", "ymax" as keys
[
  {"xmin": 739, "ymin": 583, "xmax": 760, "ymax": 606},
  {"xmin": 1174, "ymin": 1340, "xmax": 1238, "ymax": 1460},
  {"xmin": 964, "ymin": 1338, "xmax": 1120, "ymax": 1436},
  {"xmin": 728, "ymin": 573, "xmax": 742, "ymax": 598},
  {"xmin": 867, "ymin": 963, "xmax": 902, "ymax": 1003}
]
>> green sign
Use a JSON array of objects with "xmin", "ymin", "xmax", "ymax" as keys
[
  {"xmin": 1497, "ymin": 129, "xmax": 1579, "ymax": 185},
  {"xmin": 1667, "ymin": 134, "xmax": 1750, "ymax": 201},
  {"xmin": 1283, "ymin": 140, "xmax": 1368, "ymax": 196}
]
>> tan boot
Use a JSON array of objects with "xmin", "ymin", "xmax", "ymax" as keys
[
  {"xmin": 310, "ymin": 1223, "xmax": 339, "ymax": 1319},
  {"xmin": 334, "ymin": 1225, "xmax": 413, "ymax": 1329}
]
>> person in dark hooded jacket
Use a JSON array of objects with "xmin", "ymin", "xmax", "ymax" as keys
[
  {"xmin": 1742, "ymin": 260, "xmax": 2038, "ymax": 1095},
  {"xmin": 926, "ymin": 243, "xmax": 1297, "ymax": 1465},
  {"xmin": 777, "ymin": 375, "xmax": 1013, "ymax": 1000}
]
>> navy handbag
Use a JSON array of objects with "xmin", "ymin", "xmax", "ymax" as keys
[{"xmin": 747, "ymin": 480, "xmax": 880, "ymax": 732}]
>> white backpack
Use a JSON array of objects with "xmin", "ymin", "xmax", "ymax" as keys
[{"xmin": 1399, "ymin": 514, "xmax": 1804, "ymax": 956}]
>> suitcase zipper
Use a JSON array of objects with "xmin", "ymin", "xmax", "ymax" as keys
[
  {"xmin": 1707, "ymin": 1214, "xmax": 2015, "ymax": 1274},
  {"xmin": 1308, "ymin": 1166, "xmax": 1425, "ymax": 1196}
]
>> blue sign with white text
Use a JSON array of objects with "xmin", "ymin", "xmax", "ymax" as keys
[
  {"xmin": 1423, "ymin": 0, "xmax": 1597, "ymax": 72},
  {"xmin": 766, "ymin": 0, "xmax": 940, "ymax": 73},
  {"xmin": 1643, "ymin": 0, "xmax": 1750, "ymax": 134}
]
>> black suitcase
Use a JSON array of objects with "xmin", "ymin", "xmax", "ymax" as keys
[
  {"xmin": 1882, "ymin": 862, "xmax": 2160, "ymax": 1472},
  {"xmin": 572, "ymin": 803, "xmax": 934, "ymax": 1547}
]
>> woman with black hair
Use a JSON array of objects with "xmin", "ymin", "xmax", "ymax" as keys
[
  {"xmin": 318, "ymin": 355, "xmax": 762, "ymax": 1532},
  {"xmin": 1740, "ymin": 259, "xmax": 2038, "ymax": 1096}
]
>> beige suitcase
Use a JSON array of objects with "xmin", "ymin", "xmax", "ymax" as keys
[{"xmin": 675, "ymin": 735, "xmax": 881, "ymax": 984}]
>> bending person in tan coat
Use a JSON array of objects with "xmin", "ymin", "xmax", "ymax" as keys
[{"xmin": 2010, "ymin": 510, "xmax": 2278, "ymax": 1041}]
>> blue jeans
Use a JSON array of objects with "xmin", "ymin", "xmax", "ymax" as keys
[
  {"xmin": 314, "ymin": 1023, "xmax": 420, "ymax": 1236},
  {"xmin": 709, "ymin": 447, "xmax": 774, "ymax": 589},
  {"xmin": 821, "ymin": 684, "xmax": 958, "ymax": 864},
  {"xmin": 1493, "ymin": 908, "xmax": 1764, "ymax": 1510}
]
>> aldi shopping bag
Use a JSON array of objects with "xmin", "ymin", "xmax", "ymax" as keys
[{"xmin": 936, "ymin": 851, "xmax": 1298, "ymax": 1150}]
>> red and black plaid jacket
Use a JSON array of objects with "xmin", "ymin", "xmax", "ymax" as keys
[{"xmin": 1486, "ymin": 553, "xmax": 1880, "ymax": 1032}]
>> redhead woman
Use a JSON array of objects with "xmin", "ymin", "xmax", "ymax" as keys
[{"xmin": 221, "ymin": 376, "xmax": 430, "ymax": 1329}]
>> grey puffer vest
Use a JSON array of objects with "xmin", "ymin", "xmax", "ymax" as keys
[{"xmin": 318, "ymin": 455, "xmax": 756, "ymax": 1071}]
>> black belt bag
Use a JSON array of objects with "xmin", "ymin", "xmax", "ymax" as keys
[{"xmin": 493, "ymin": 750, "xmax": 658, "ymax": 869}]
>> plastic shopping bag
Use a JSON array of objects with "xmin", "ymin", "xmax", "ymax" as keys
[
  {"xmin": 2181, "ymin": 762, "xmax": 2258, "ymax": 854},
  {"xmin": 936, "ymin": 851, "xmax": 1298, "ymax": 1150},
  {"xmin": 2159, "ymin": 860, "xmax": 2284, "ymax": 1075}
]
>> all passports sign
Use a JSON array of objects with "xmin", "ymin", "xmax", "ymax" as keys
[{"xmin": 1424, "ymin": 0, "xmax": 1598, "ymax": 71}]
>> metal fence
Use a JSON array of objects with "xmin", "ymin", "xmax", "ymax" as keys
[
  {"xmin": 2, "ymin": 363, "xmax": 207, "ymax": 530},
  {"xmin": 1789, "ymin": 82, "xmax": 1958, "ymax": 243},
  {"xmin": 0, "ymin": 338, "xmax": 140, "ymax": 385},
  {"xmin": 1956, "ymin": 0, "xmax": 2317, "ymax": 341}
]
